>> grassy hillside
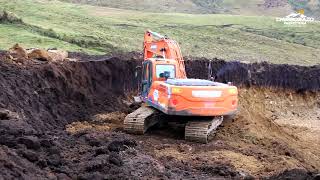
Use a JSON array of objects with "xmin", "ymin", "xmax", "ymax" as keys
[
  {"xmin": 60, "ymin": 0, "xmax": 320, "ymax": 18},
  {"xmin": 0, "ymin": 0, "xmax": 320, "ymax": 65},
  {"xmin": 60, "ymin": 0, "xmax": 222, "ymax": 14},
  {"xmin": 60, "ymin": 0, "xmax": 293, "ymax": 16}
]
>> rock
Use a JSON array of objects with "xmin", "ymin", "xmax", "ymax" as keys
[
  {"xmin": 18, "ymin": 136, "xmax": 41, "ymax": 150},
  {"xmin": 313, "ymin": 174, "xmax": 320, "ymax": 180},
  {"xmin": 239, "ymin": 171, "xmax": 255, "ymax": 180},
  {"xmin": 267, "ymin": 169, "xmax": 313, "ymax": 180},
  {"xmin": 0, "ymin": 135, "xmax": 18, "ymax": 147},
  {"xmin": 108, "ymin": 153, "xmax": 123, "ymax": 167},
  {"xmin": 40, "ymin": 139, "xmax": 54, "ymax": 148},
  {"xmin": 20, "ymin": 149, "xmax": 39, "ymax": 162},
  {"xmin": 85, "ymin": 155, "xmax": 109, "ymax": 172},
  {"xmin": 78, "ymin": 172, "xmax": 104, "ymax": 180},
  {"xmin": 88, "ymin": 138, "xmax": 101, "ymax": 147},
  {"xmin": 244, "ymin": 175, "xmax": 255, "ymax": 180},
  {"xmin": 0, "ymin": 108, "xmax": 19, "ymax": 120},
  {"xmin": 47, "ymin": 146, "xmax": 61, "ymax": 155},
  {"xmin": 48, "ymin": 49, "xmax": 68, "ymax": 61},
  {"xmin": 0, "ymin": 119, "xmax": 36, "ymax": 135},
  {"xmin": 8, "ymin": 44, "xmax": 28, "ymax": 59},
  {"xmin": 289, "ymin": 93, "xmax": 293, "ymax": 101},
  {"xmin": 126, "ymin": 147, "xmax": 137, "ymax": 156},
  {"xmin": 95, "ymin": 146, "xmax": 109, "ymax": 156},
  {"xmin": 28, "ymin": 49, "xmax": 52, "ymax": 61},
  {"xmin": 178, "ymin": 144, "xmax": 192, "ymax": 152},
  {"xmin": 5, "ymin": 54, "xmax": 14, "ymax": 60},
  {"xmin": 84, "ymin": 133, "xmax": 102, "ymax": 147},
  {"xmin": 107, "ymin": 139, "xmax": 137, "ymax": 152},
  {"xmin": 47, "ymin": 154, "xmax": 61, "ymax": 167},
  {"xmin": 0, "ymin": 109, "xmax": 10, "ymax": 120},
  {"xmin": 37, "ymin": 159, "xmax": 48, "ymax": 168},
  {"xmin": 122, "ymin": 100, "xmax": 132, "ymax": 106},
  {"xmin": 47, "ymin": 172, "xmax": 57, "ymax": 180},
  {"xmin": 200, "ymin": 165, "xmax": 239, "ymax": 177},
  {"xmin": 57, "ymin": 173, "xmax": 71, "ymax": 180}
]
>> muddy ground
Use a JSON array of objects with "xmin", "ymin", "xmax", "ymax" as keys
[{"xmin": 0, "ymin": 51, "xmax": 319, "ymax": 179}]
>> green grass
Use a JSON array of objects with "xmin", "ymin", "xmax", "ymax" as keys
[
  {"xmin": 0, "ymin": 0, "xmax": 320, "ymax": 65},
  {"xmin": 59, "ymin": 0, "xmax": 320, "ymax": 17},
  {"xmin": 59, "ymin": 0, "xmax": 227, "ymax": 14}
]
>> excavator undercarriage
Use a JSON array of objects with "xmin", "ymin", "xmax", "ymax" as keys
[
  {"xmin": 124, "ymin": 106, "xmax": 224, "ymax": 143},
  {"xmin": 123, "ymin": 106, "xmax": 159, "ymax": 135}
]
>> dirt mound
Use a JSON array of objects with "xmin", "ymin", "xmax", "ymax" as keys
[
  {"xmin": 0, "ymin": 56, "xmax": 140, "ymax": 132},
  {"xmin": 220, "ymin": 88, "xmax": 320, "ymax": 176},
  {"xmin": 0, "ymin": 55, "xmax": 141, "ymax": 179},
  {"xmin": 0, "ymin": 52, "xmax": 319, "ymax": 179}
]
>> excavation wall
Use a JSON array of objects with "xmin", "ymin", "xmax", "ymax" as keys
[
  {"xmin": 0, "ymin": 57, "xmax": 139, "ymax": 132},
  {"xmin": 2, "ymin": 53, "xmax": 318, "ymax": 133},
  {"xmin": 185, "ymin": 58, "xmax": 320, "ymax": 91}
]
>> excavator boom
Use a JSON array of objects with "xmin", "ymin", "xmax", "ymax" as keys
[{"xmin": 144, "ymin": 30, "xmax": 186, "ymax": 78}]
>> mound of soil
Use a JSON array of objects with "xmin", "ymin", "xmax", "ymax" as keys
[
  {"xmin": 0, "ymin": 55, "xmax": 143, "ymax": 179},
  {"xmin": 0, "ymin": 52, "xmax": 319, "ymax": 179}
]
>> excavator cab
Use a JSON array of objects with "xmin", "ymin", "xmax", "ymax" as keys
[
  {"xmin": 140, "ymin": 58, "xmax": 178, "ymax": 100},
  {"xmin": 124, "ymin": 30, "xmax": 238, "ymax": 143}
]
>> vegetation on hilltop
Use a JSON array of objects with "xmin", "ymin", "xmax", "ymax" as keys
[
  {"xmin": 60, "ymin": 0, "xmax": 320, "ymax": 18},
  {"xmin": 0, "ymin": 0, "xmax": 320, "ymax": 65}
]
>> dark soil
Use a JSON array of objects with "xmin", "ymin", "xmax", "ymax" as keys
[
  {"xmin": 0, "ymin": 52, "xmax": 319, "ymax": 179},
  {"xmin": 264, "ymin": 169, "xmax": 315, "ymax": 180},
  {"xmin": 185, "ymin": 58, "xmax": 320, "ymax": 92}
]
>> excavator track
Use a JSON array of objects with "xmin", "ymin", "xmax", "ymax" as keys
[
  {"xmin": 124, "ymin": 106, "xmax": 159, "ymax": 135},
  {"xmin": 185, "ymin": 116, "xmax": 223, "ymax": 143}
]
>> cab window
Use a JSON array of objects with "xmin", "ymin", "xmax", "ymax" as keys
[{"xmin": 156, "ymin": 65, "xmax": 175, "ymax": 78}]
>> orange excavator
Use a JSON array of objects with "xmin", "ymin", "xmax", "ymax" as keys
[{"xmin": 124, "ymin": 30, "xmax": 238, "ymax": 143}]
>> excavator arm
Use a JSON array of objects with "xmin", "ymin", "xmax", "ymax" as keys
[{"xmin": 144, "ymin": 30, "xmax": 187, "ymax": 78}]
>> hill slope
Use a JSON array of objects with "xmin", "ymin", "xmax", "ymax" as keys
[
  {"xmin": 60, "ymin": 0, "xmax": 222, "ymax": 14},
  {"xmin": 60, "ymin": 0, "xmax": 320, "ymax": 17},
  {"xmin": 1, "ymin": 0, "xmax": 320, "ymax": 65},
  {"xmin": 59, "ymin": 0, "xmax": 292, "ymax": 15}
]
